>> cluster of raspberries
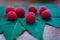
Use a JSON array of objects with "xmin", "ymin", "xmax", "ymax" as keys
[{"xmin": 6, "ymin": 6, "xmax": 51, "ymax": 24}]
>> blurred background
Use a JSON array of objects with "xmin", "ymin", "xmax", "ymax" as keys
[{"xmin": 0, "ymin": 0, "xmax": 59, "ymax": 6}]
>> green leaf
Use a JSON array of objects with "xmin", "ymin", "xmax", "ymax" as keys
[
  {"xmin": 36, "ymin": 3, "xmax": 60, "ymax": 28},
  {"xmin": 0, "ymin": 6, "xmax": 7, "ymax": 16},
  {"xmin": 0, "ymin": 25, "xmax": 2, "ymax": 34},
  {"xmin": 0, "ymin": 4, "xmax": 60, "ymax": 40},
  {"xmin": 35, "ymin": 3, "xmax": 43, "ymax": 10},
  {"xmin": 21, "ymin": 4, "xmax": 28, "ymax": 14},
  {"xmin": 0, "ymin": 16, "xmax": 25, "ymax": 40},
  {"xmin": 14, "ymin": 5, "xmax": 19, "ymax": 8},
  {"xmin": 44, "ymin": 4, "xmax": 60, "ymax": 17},
  {"xmin": 0, "ymin": 16, "xmax": 3, "ymax": 33},
  {"xmin": 47, "ymin": 17, "xmax": 60, "ymax": 28},
  {"xmin": 19, "ymin": 18, "xmax": 45, "ymax": 40},
  {"xmin": 36, "ymin": 3, "xmax": 60, "ymax": 17}
]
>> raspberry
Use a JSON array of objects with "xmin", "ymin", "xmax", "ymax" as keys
[
  {"xmin": 26, "ymin": 12, "xmax": 36, "ymax": 24},
  {"xmin": 41, "ymin": 10, "xmax": 52, "ymax": 20},
  {"xmin": 39, "ymin": 6, "xmax": 46, "ymax": 14},
  {"xmin": 15, "ymin": 7, "xmax": 25, "ymax": 17},
  {"xmin": 28, "ymin": 6, "xmax": 37, "ymax": 14},
  {"xmin": 7, "ymin": 11, "xmax": 17, "ymax": 21},
  {"xmin": 6, "ymin": 6, "xmax": 15, "ymax": 14}
]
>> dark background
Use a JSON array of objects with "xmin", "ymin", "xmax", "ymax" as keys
[{"xmin": 0, "ymin": 0, "xmax": 59, "ymax": 6}]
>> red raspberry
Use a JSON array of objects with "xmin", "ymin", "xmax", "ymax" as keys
[
  {"xmin": 39, "ymin": 6, "xmax": 46, "ymax": 14},
  {"xmin": 26, "ymin": 12, "xmax": 36, "ymax": 24},
  {"xmin": 7, "ymin": 11, "xmax": 17, "ymax": 21},
  {"xmin": 6, "ymin": 6, "xmax": 15, "ymax": 14},
  {"xmin": 41, "ymin": 10, "xmax": 52, "ymax": 20},
  {"xmin": 15, "ymin": 7, "xmax": 25, "ymax": 17},
  {"xmin": 28, "ymin": 6, "xmax": 37, "ymax": 14}
]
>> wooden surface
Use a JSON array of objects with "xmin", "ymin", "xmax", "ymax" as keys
[{"xmin": 0, "ymin": 0, "xmax": 60, "ymax": 40}]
